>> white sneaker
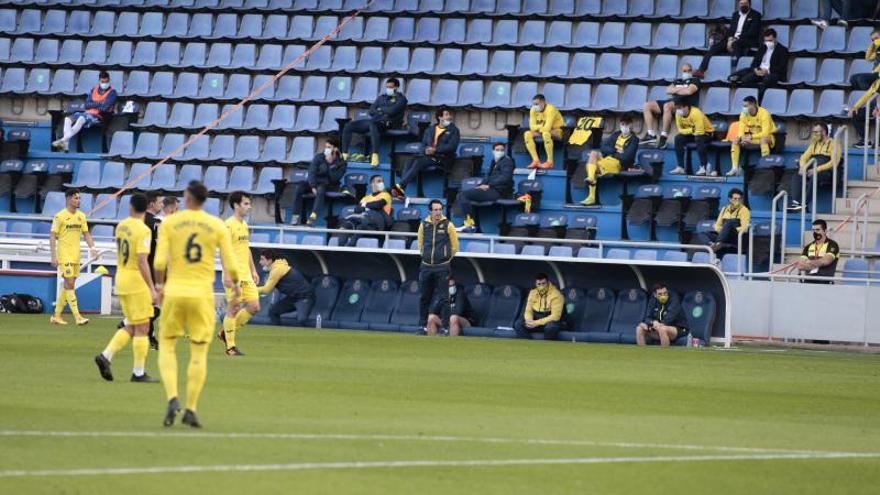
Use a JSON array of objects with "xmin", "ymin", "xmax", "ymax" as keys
[
  {"xmin": 725, "ymin": 167, "xmax": 741, "ymax": 177},
  {"xmin": 709, "ymin": 169, "xmax": 719, "ymax": 177},
  {"xmin": 811, "ymin": 19, "xmax": 828, "ymax": 30},
  {"xmin": 695, "ymin": 166, "xmax": 707, "ymax": 176},
  {"xmin": 669, "ymin": 166, "xmax": 686, "ymax": 175}
]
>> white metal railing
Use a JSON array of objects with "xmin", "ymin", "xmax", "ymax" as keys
[
  {"xmin": 862, "ymin": 93, "xmax": 878, "ymax": 173},
  {"xmin": 850, "ymin": 194, "xmax": 871, "ymax": 255},
  {"xmin": 736, "ymin": 225, "xmax": 754, "ymax": 277},
  {"xmin": 769, "ymin": 190, "xmax": 788, "ymax": 268},
  {"xmin": 799, "ymin": 157, "xmax": 818, "ymax": 242},
  {"xmin": 834, "ymin": 125, "xmax": 848, "ymax": 213}
]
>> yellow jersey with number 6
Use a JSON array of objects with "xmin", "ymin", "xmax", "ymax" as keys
[
  {"xmin": 154, "ymin": 209, "xmax": 239, "ymax": 298},
  {"xmin": 115, "ymin": 217, "xmax": 152, "ymax": 295},
  {"xmin": 225, "ymin": 216, "xmax": 252, "ymax": 281}
]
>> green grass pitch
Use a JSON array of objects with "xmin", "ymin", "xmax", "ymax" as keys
[{"xmin": 1, "ymin": 314, "xmax": 879, "ymax": 494}]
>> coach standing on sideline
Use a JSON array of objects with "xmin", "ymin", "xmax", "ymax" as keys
[{"xmin": 417, "ymin": 200, "xmax": 459, "ymax": 329}]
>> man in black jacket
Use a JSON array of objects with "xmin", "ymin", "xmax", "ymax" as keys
[
  {"xmin": 291, "ymin": 136, "xmax": 347, "ymax": 226},
  {"xmin": 455, "ymin": 142, "xmax": 515, "ymax": 233},
  {"xmin": 341, "ymin": 78, "xmax": 407, "ymax": 167},
  {"xmin": 695, "ymin": 0, "xmax": 762, "ymax": 77},
  {"xmin": 636, "ymin": 284, "xmax": 688, "ymax": 347},
  {"xmin": 392, "ymin": 108, "xmax": 460, "ymax": 200},
  {"xmin": 339, "ymin": 175, "xmax": 393, "ymax": 247},
  {"xmin": 730, "ymin": 28, "xmax": 789, "ymax": 102},
  {"xmin": 580, "ymin": 117, "xmax": 639, "ymax": 206},
  {"xmin": 417, "ymin": 200, "xmax": 459, "ymax": 328},
  {"xmin": 257, "ymin": 250, "xmax": 315, "ymax": 327}
]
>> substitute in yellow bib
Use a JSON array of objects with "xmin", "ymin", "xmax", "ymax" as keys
[
  {"xmin": 580, "ymin": 117, "xmax": 639, "ymax": 206},
  {"xmin": 154, "ymin": 181, "xmax": 240, "ymax": 428},
  {"xmin": 218, "ymin": 191, "xmax": 261, "ymax": 357},
  {"xmin": 94, "ymin": 193, "xmax": 159, "ymax": 383},
  {"xmin": 730, "ymin": 95, "xmax": 776, "ymax": 177},
  {"xmin": 49, "ymin": 188, "xmax": 96, "ymax": 326}
]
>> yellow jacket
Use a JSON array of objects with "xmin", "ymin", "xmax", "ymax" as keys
[
  {"xmin": 737, "ymin": 107, "xmax": 776, "ymax": 139},
  {"xmin": 799, "ymin": 137, "xmax": 840, "ymax": 173},
  {"xmin": 853, "ymin": 78, "xmax": 880, "ymax": 112},
  {"xmin": 714, "ymin": 204, "xmax": 751, "ymax": 234},
  {"xmin": 675, "ymin": 107, "xmax": 714, "ymax": 136},
  {"xmin": 866, "ymin": 38, "xmax": 880, "ymax": 72},
  {"xmin": 524, "ymin": 283, "xmax": 564, "ymax": 326},
  {"xmin": 257, "ymin": 258, "xmax": 290, "ymax": 295},
  {"xmin": 529, "ymin": 103, "xmax": 563, "ymax": 133}
]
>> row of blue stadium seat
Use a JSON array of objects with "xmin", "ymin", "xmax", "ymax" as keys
[
  {"xmin": 105, "ymin": 131, "xmax": 320, "ymax": 164},
  {"xmin": 0, "ymin": 20, "xmax": 868, "ymax": 56}
]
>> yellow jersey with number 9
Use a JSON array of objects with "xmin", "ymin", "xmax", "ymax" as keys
[
  {"xmin": 50, "ymin": 208, "xmax": 88, "ymax": 262},
  {"xmin": 114, "ymin": 217, "xmax": 152, "ymax": 295},
  {"xmin": 225, "ymin": 216, "xmax": 252, "ymax": 281},
  {"xmin": 154, "ymin": 209, "xmax": 239, "ymax": 298}
]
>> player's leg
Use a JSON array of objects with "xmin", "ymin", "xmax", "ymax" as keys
[
  {"xmin": 523, "ymin": 130, "xmax": 540, "ymax": 167},
  {"xmin": 653, "ymin": 323, "xmax": 677, "ymax": 347},
  {"xmin": 231, "ymin": 283, "xmax": 260, "ymax": 342},
  {"xmin": 426, "ymin": 314, "xmax": 442, "ymax": 336},
  {"xmin": 636, "ymin": 322, "xmax": 649, "ymax": 346},
  {"xmin": 131, "ymin": 320, "xmax": 158, "ymax": 382},
  {"xmin": 51, "ymin": 267, "xmax": 71, "ymax": 324},
  {"xmin": 182, "ymin": 297, "xmax": 217, "ymax": 428},
  {"xmin": 220, "ymin": 286, "xmax": 240, "ymax": 352},
  {"xmin": 449, "ymin": 315, "xmax": 469, "ymax": 337},
  {"xmin": 94, "ymin": 296, "xmax": 134, "ymax": 381},
  {"xmin": 159, "ymin": 297, "xmax": 182, "ymax": 426},
  {"xmin": 62, "ymin": 265, "xmax": 87, "ymax": 324}
]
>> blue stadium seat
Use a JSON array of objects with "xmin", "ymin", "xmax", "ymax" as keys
[
  {"xmin": 91, "ymin": 225, "xmax": 115, "ymax": 239},
  {"xmin": 779, "ymin": 89, "xmax": 814, "ymax": 118},
  {"xmin": 521, "ymin": 245, "xmax": 546, "ymax": 256},
  {"xmin": 0, "ymin": 68, "xmax": 25, "ymax": 94},
  {"xmin": 327, "ymin": 278, "xmax": 370, "ymax": 328},
  {"xmin": 92, "ymin": 194, "xmax": 118, "ymax": 219},
  {"xmin": 539, "ymin": 20, "xmax": 571, "ymax": 47},
  {"xmin": 760, "ymin": 89, "xmax": 787, "ymax": 116},
  {"xmin": 303, "ymin": 275, "xmax": 340, "ymax": 326},
  {"xmin": 558, "ymin": 286, "xmax": 616, "ymax": 342},
  {"xmin": 678, "ymin": 23, "xmax": 706, "ymax": 49},
  {"xmin": 372, "ymin": 280, "xmax": 422, "ymax": 333},
  {"xmin": 548, "ymin": 246, "xmax": 573, "ymax": 257},
  {"xmin": 135, "ymin": 102, "xmax": 169, "ymax": 130},
  {"xmin": 682, "ymin": 290, "xmax": 716, "ymax": 343},
  {"xmin": 65, "ymin": 160, "xmax": 102, "ymax": 189},
  {"xmin": 464, "ymin": 284, "xmax": 521, "ymax": 338},
  {"xmin": 633, "ymin": 249, "xmax": 659, "ymax": 261},
  {"xmin": 218, "ymin": 166, "xmax": 253, "ymax": 194},
  {"xmin": 809, "ymin": 59, "xmax": 846, "ymax": 87},
  {"xmin": 790, "ymin": 25, "xmax": 818, "ymax": 52},
  {"xmin": 464, "ymin": 241, "xmax": 490, "ymax": 253},
  {"xmin": 606, "ymin": 248, "xmax": 631, "ymax": 260},
  {"xmin": 116, "ymin": 195, "xmax": 131, "ymax": 220},
  {"xmin": 148, "ymin": 164, "xmax": 177, "ymax": 191},
  {"xmin": 289, "ymin": 136, "xmax": 316, "ymax": 163},
  {"xmin": 702, "ymin": 87, "xmax": 730, "ymax": 115},
  {"xmin": 609, "ymin": 288, "xmax": 647, "ymax": 344},
  {"xmin": 663, "ymin": 251, "xmax": 689, "ymax": 262},
  {"xmin": 721, "ymin": 253, "xmax": 746, "ymax": 275},
  {"xmin": 818, "ymin": 26, "xmax": 846, "ymax": 54},
  {"xmin": 203, "ymin": 165, "xmax": 229, "ymax": 192},
  {"xmin": 840, "ymin": 258, "xmax": 870, "ymax": 286},
  {"xmin": 808, "ymin": 90, "xmax": 843, "ymax": 118},
  {"xmin": 846, "ymin": 27, "xmax": 873, "ymax": 55},
  {"xmin": 43, "ymin": 192, "xmax": 66, "ymax": 216},
  {"xmin": 595, "ymin": 53, "xmax": 623, "ymax": 78},
  {"xmin": 301, "ymin": 235, "xmax": 325, "ymax": 246},
  {"xmin": 97, "ymin": 161, "xmax": 126, "ymax": 190},
  {"xmin": 348, "ymin": 279, "xmax": 399, "ymax": 330},
  {"xmin": 257, "ymin": 137, "xmax": 289, "ymax": 164}
]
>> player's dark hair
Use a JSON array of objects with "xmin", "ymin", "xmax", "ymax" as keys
[
  {"xmin": 229, "ymin": 190, "xmax": 249, "ymax": 208},
  {"xmin": 435, "ymin": 107, "xmax": 451, "ymax": 121},
  {"xmin": 162, "ymin": 196, "xmax": 179, "ymax": 207},
  {"xmin": 186, "ymin": 180, "xmax": 208, "ymax": 206},
  {"xmin": 386, "ymin": 78, "xmax": 400, "ymax": 88},
  {"xmin": 130, "ymin": 192, "xmax": 148, "ymax": 213},
  {"xmin": 743, "ymin": 95, "xmax": 758, "ymax": 105},
  {"xmin": 535, "ymin": 272, "xmax": 549, "ymax": 281},
  {"xmin": 620, "ymin": 116, "xmax": 633, "ymax": 125},
  {"xmin": 65, "ymin": 188, "xmax": 80, "ymax": 198},
  {"xmin": 493, "ymin": 142, "xmax": 505, "ymax": 150},
  {"xmin": 728, "ymin": 188, "xmax": 744, "ymax": 199},
  {"xmin": 763, "ymin": 28, "xmax": 777, "ymax": 39},
  {"xmin": 370, "ymin": 174, "xmax": 383, "ymax": 183},
  {"xmin": 652, "ymin": 283, "xmax": 668, "ymax": 293},
  {"xmin": 532, "ymin": 94, "xmax": 545, "ymax": 102},
  {"xmin": 326, "ymin": 135, "xmax": 341, "ymax": 149},
  {"xmin": 812, "ymin": 219, "xmax": 828, "ymax": 230},
  {"xmin": 260, "ymin": 249, "xmax": 279, "ymax": 261},
  {"xmin": 99, "ymin": 71, "xmax": 110, "ymax": 80},
  {"xmin": 145, "ymin": 191, "xmax": 160, "ymax": 204},
  {"xmin": 428, "ymin": 199, "xmax": 443, "ymax": 210}
]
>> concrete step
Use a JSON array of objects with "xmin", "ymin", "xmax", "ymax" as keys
[{"xmin": 834, "ymin": 196, "xmax": 880, "ymax": 216}]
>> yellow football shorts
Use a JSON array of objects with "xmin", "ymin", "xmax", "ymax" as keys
[
  {"xmin": 58, "ymin": 261, "xmax": 80, "ymax": 278},
  {"xmin": 160, "ymin": 296, "xmax": 216, "ymax": 343},
  {"xmin": 119, "ymin": 291, "xmax": 154, "ymax": 325},
  {"xmin": 597, "ymin": 156, "xmax": 622, "ymax": 175},
  {"xmin": 225, "ymin": 279, "xmax": 258, "ymax": 304}
]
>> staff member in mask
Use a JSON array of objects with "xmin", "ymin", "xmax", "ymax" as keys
[
  {"xmin": 636, "ymin": 284, "xmax": 688, "ymax": 347},
  {"xmin": 580, "ymin": 117, "xmax": 639, "ymax": 206},
  {"xmin": 642, "ymin": 63, "xmax": 701, "ymax": 149},
  {"xmin": 787, "ymin": 124, "xmax": 840, "ymax": 212},
  {"xmin": 695, "ymin": 0, "xmax": 762, "ymax": 77},
  {"xmin": 523, "ymin": 94, "xmax": 564, "ymax": 170},
  {"xmin": 339, "ymin": 175, "xmax": 393, "ymax": 247},
  {"xmin": 417, "ymin": 200, "xmax": 459, "ymax": 329},
  {"xmin": 729, "ymin": 28, "xmax": 789, "ymax": 102},
  {"xmin": 849, "ymin": 29, "xmax": 880, "ymax": 91},
  {"xmin": 671, "ymin": 98, "xmax": 715, "ymax": 176},
  {"xmin": 291, "ymin": 136, "xmax": 347, "ymax": 226},
  {"xmin": 256, "ymin": 250, "xmax": 315, "ymax": 327},
  {"xmin": 515, "ymin": 273, "xmax": 565, "ymax": 340},
  {"xmin": 795, "ymin": 219, "xmax": 840, "ymax": 284},
  {"xmin": 392, "ymin": 108, "xmax": 460, "ymax": 200},
  {"xmin": 455, "ymin": 142, "xmax": 515, "ymax": 233},
  {"xmin": 340, "ymin": 78, "xmax": 407, "ymax": 167},
  {"xmin": 730, "ymin": 95, "xmax": 776, "ymax": 177},
  {"xmin": 695, "ymin": 188, "xmax": 750, "ymax": 257},
  {"xmin": 52, "ymin": 71, "xmax": 117, "ymax": 153},
  {"xmin": 426, "ymin": 276, "xmax": 475, "ymax": 337}
]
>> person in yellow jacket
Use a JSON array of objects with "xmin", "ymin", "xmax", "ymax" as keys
[
  {"xmin": 671, "ymin": 99, "xmax": 716, "ymax": 176},
  {"xmin": 787, "ymin": 123, "xmax": 840, "ymax": 211},
  {"xmin": 730, "ymin": 95, "xmax": 776, "ymax": 177},
  {"xmin": 514, "ymin": 273, "xmax": 565, "ymax": 340},
  {"xmin": 849, "ymin": 29, "xmax": 880, "ymax": 91},
  {"xmin": 524, "ymin": 94, "xmax": 563, "ymax": 170},
  {"xmin": 848, "ymin": 76, "xmax": 880, "ymax": 148},
  {"xmin": 695, "ymin": 188, "xmax": 750, "ymax": 256}
]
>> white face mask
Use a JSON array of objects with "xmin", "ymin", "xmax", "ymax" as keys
[
  {"xmin": 531, "ymin": 104, "xmax": 543, "ymax": 113},
  {"xmin": 440, "ymin": 119, "xmax": 452, "ymax": 128},
  {"xmin": 99, "ymin": 82, "xmax": 110, "ymax": 90},
  {"xmin": 448, "ymin": 286, "xmax": 457, "ymax": 296},
  {"xmin": 681, "ymin": 72, "xmax": 692, "ymax": 79},
  {"xmin": 619, "ymin": 125, "xmax": 631, "ymax": 135},
  {"xmin": 675, "ymin": 108, "xmax": 687, "ymax": 116},
  {"xmin": 742, "ymin": 106, "xmax": 750, "ymax": 115},
  {"xmin": 385, "ymin": 87, "xmax": 395, "ymax": 96},
  {"xmin": 375, "ymin": 182, "xmax": 385, "ymax": 192},
  {"xmin": 324, "ymin": 147, "xmax": 334, "ymax": 159},
  {"xmin": 493, "ymin": 150, "xmax": 505, "ymax": 161},
  {"xmin": 765, "ymin": 41, "xmax": 774, "ymax": 49},
  {"xmin": 261, "ymin": 264, "xmax": 270, "ymax": 272}
]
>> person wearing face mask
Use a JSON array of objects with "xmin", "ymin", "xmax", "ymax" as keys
[
  {"xmin": 729, "ymin": 28, "xmax": 789, "ymax": 102},
  {"xmin": 339, "ymin": 174, "xmax": 393, "ymax": 247},
  {"xmin": 340, "ymin": 78, "xmax": 407, "ymax": 167},
  {"xmin": 454, "ymin": 142, "xmax": 515, "ymax": 233},
  {"xmin": 291, "ymin": 136, "xmax": 347, "ymax": 226},
  {"xmin": 514, "ymin": 273, "xmax": 565, "ymax": 340},
  {"xmin": 636, "ymin": 284, "xmax": 687, "ymax": 347},
  {"xmin": 642, "ymin": 63, "xmax": 701, "ymax": 149},
  {"xmin": 730, "ymin": 95, "xmax": 776, "ymax": 177},
  {"xmin": 671, "ymin": 99, "xmax": 715, "ymax": 176},
  {"xmin": 847, "ymin": 73, "xmax": 880, "ymax": 149},
  {"xmin": 256, "ymin": 250, "xmax": 315, "ymax": 327},
  {"xmin": 695, "ymin": 188, "xmax": 750, "ymax": 257},
  {"xmin": 392, "ymin": 108, "xmax": 460, "ymax": 200},
  {"xmin": 523, "ymin": 94, "xmax": 564, "ymax": 169},
  {"xmin": 787, "ymin": 124, "xmax": 840, "ymax": 212},
  {"xmin": 694, "ymin": 0, "xmax": 762, "ymax": 78},
  {"xmin": 52, "ymin": 71, "xmax": 117, "ymax": 153},
  {"xmin": 795, "ymin": 219, "xmax": 840, "ymax": 284},
  {"xmin": 426, "ymin": 276, "xmax": 475, "ymax": 337},
  {"xmin": 579, "ymin": 117, "xmax": 639, "ymax": 206},
  {"xmin": 417, "ymin": 200, "xmax": 459, "ymax": 329},
  {"xmin": 848, "ymin": 29, "xmax": 880, "ymax": 91}
]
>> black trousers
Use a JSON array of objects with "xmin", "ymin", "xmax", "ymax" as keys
[
  {"xmin": 339, "ymin": 211, "xmax": 386, "ymax": 247},
  {"xmin": 269, "ymin": 295, "xmax": 314, "ymax": 327},
  {"xmin": 400, "ymin": 155, "xmax": 443, "ymax": 188},
  {"xmin": 734, "ymin": 69, "xmax": 780, "ymax": 102},
  {"xmin": 695, "ymin": 219, "xmax": 741, "ymax": 257},
  {"xmin": 789, "ymin": 168, "xmax": 833, "ymax": 206},
  {"xmin": 853, "ymin": 106, "xmax": 875, "ymax": 140},
  {"xmin": 418, "ymin": 264, "xmax": 450, "ymax": 327},
  {"xmin": 455, "ymin": 187, "xmax": 501, "ymax": 220},
  {"xmin": 674, "ymin": 134, "xmax": 710, "ymax": 172},
  {"xmin": 341, "ymin": 118, "xmax": 381, "ymax": 154},
  {"xmin": 291, "ymin": 183, "xmax": 330, "ymax": 221},
  {"xmin": 514, "ymin": 317, "xmax": 564, "ymax": 341},
  {"xmin": 698, "ymin": 38, "xmax": 751, "ymax": 72},
  {"xmin": 850, "ymin": 72, "xmax": 879, "ymax": 91}
]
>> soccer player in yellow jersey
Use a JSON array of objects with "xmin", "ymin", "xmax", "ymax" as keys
[
  {"xmin": 218, "ymin": 191, "xmax": 260, "ymax": 356},
  {"xmin": 94, "ymin": 193, "xmax": 159, "ymax": 383},
  {"xmin": 154, "ymin": 181, "xmax": 240, "ymax": 428},
  {"xmin": 49, "ymin": 188, "xmax": 97, "ymax": 326}
]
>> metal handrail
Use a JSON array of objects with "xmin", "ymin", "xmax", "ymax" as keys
[
  {"xmin": 863, "ymin": 93, "xmax": 878, "ymax": 172},
  {"xmin": 769, "ymin": 190, "xmax": 788, "ymax": 268},
  {"xmin": 851, "ymin": 194, "xmax": 870, "ymax": 256},
  {"xmin": 799, "ymin": 158, "xmax": 818, "ymax": 243},
  {"xmin": 834, "ymin": 125, "xmax": 848, "ymax": 213},
  {"xmin": 737, "ymin": 225, "xmax": 754, "ymax": 277}
]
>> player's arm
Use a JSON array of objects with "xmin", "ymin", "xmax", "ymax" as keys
[
  {"xmin": 447, "ymin": 222, "xmax": 459, "ymax": 257},
  {"xmin": 153, "ymin": 222, "xmax": 169, "ymax": 289},
  {"xmin": 49, "ymin": 232, "xmax": 58, "ymax": 267},
  {"xmin": 217, "ymin": 225, "xmax": 241, "ymax": 298},
  {"xmin": 136, "ymin": 230, "xmax": 157, "ymax": 302},
  {"xmin": 249, "ymin": 248, "xmax": 259, "ymax": 284},
  {"xmin": 257, "ymin": 264, "xmax": 284, "ymax": 295}
]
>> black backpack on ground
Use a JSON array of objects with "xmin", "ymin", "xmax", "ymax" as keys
[{"xmin": 0, "ymin": 293, "xmax": 44, "ymax": 314}]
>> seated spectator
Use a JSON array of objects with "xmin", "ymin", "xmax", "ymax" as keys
[
  {"xmin": 848, "ymin": 29, "xmax": 880, "ymax": 91},
  {"xmin": 697, "ymin": 0, "xmax": 762, "ymax": 77},
  {"xmin": 51, "ymin": 71, "xmax": 117, "ymax": 153},
  {"xmin": 787, "ymin": 124, "xmax": 840, "ymax": 212},
  {"xmin": 812, "ymin": 1, "xmax": 878, "ymax": 29},
  {"xmin": 514, "ymin": 273, "xmax": 565, "ymax": 341},
  {"xmin": 426, "ymin": 276, "xmax": 475, "ymax": 337},
  {"xmin": 257, "ymin": 250, "xmax": 315, "ymax": 327},
  {"xmin": 730, "ymin": 95, "xmax": 776, "ymax": 177},
  {"xmin": 524, "ymin": 94, "xmax": 563, "ymax": 170},
  {"xmin": 695, "ymin": 188, "xmax": 750, "ymax": 257},
  {"xmin": 341, "ymin": 78, "xmax": 407, "ymax": 167},
  {"xmin": 671, "ymin": 98, "xmax": 715, "ymax": 176},
  {"xmin": 292, "ymin": 136, "xmax": 347, "ymax": 226},
  {"xmin": 455, "ymin": 142, "xmax": 515, "ymax": 233},
  {"xmin": 795, "ymin": 219, "xmax": 840, "ymax": 284},
  {"xmin": 848, "ymin": 76, "xmax": 880, "ymax": 149},
  {"xmin": 729, "ymin": 28, "xmax": 789, "ymax": 102},
  {"xmin": 694, "ymin": 23, "xmax": 730, "ymax": 76},
  {"xmin": 636, "ymin": 284, "xmax": 688, "ymax": 347},
  {"xmin": 642, "ymin": 63, "xmax": 701, "ymax": 149},
  {"xmin": 338, "ymin": 175, "xmax": 393, "ymax": 247},
  {"xmin": 159, "ymin": 196, "xmax": 178, "ymax": 219},
  {"xmin": 391, "ymin": 108, "xmax": 460, "ymax": 200},
  {"xmin": 580, "ymin": 117, "xmax": 638, "ymax": 206}
]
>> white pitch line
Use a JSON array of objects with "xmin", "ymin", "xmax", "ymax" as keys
[
  {"xmin": 1, "ymin": 452, "xmax": 879, "ymax": 478},
  {"xmin": 0, "ymin": 430, "xmax": 864, "ymax": 456}
]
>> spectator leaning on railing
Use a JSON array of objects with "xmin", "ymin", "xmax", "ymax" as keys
[{"xmin": 795, "ymin": 219, "xmax": 840, "ymax": 284}]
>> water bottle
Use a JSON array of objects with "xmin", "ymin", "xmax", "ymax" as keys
[
  {"xmin": 316, "ymin": 313, "xmax": 322, "ymax": 329},
  {"xmin": 687, "ymin": 334, "xmax": 694, "ymax": 348}
]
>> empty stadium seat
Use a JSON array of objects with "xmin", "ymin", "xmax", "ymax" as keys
[
  {"xmin": 558, "ymin": 286, "xmax": 617, "ymax": 343},
  {"xmin": 463, "ymin": 283, "xmax": 517, "ymax": 338},
  {"xmin": 610, "ymin": 288, "xmax": 648, "ymax": 344},
  {"xmin": 682, "ymin": 290, "xmax": 717, "ymax": 343},
  {"xmin": 326, "ymin": 278, "xmax": 371, "ymax": 329}
]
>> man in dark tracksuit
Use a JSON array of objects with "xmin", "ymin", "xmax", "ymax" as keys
[
  {"xmin": 341, "ymin": 78, "xmax": 407, "ymax": 167},
  {"xmin": 454, "ymin": 142, "xmax": 515, "ymax": 232},
  {"xmin": 636, "ymin": 284, "xmax": 688, "ymax": 347},
  {"xmin": 119, "ymin": 192, "xmax": 163, "ymax": 349},
  {"xmin": 257, "ymin": 250, "xmax": 315, "ymax": 327},
  {"xmin": 417, "ymin": 200, "xmax": 459, "ymax": 328},
  {"xmin": 339, "ymin": 175, "xmax": 393, "ymax": 247},
  {"xmin": 292, "ymin": 136, "xmax": 347, "ymax": 226},
  {"xmin": 391, "ymin": 108, "xmax": 460, "ymax": 200}
]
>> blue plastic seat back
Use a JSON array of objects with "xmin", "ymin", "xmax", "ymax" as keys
[
  {"xmin": 390, "ymin": 280, "xmax": 421, "ymax": 326},
  {"xmin": 606, "ymin": 248, "xmax": 630, "ymax": 260},
  {"xmin": 663, "ymin": 251, "xmax": 689, "ymax": 262},
  {"xmin": 483, "ymin": 284, "xmax": 522, "ymax": 328},
  {"xmin": 608, "ymin": 288, "xmax": 647, "ymax": 334},
  {"xmin": 721, "ymin": 253, "xmax": 746, "ymax": 274},
  {"xmin": 92, "ymin": 193, "xmax": 117, "ymax": 219},
  {"xmin": 330, "ymin": 278, "xmax": 371, "ymax": 322},
  {"xmin": 465, "ymin": 283, "xmax": 493, "ymax": 326},
  {"xmin": 682, "ymin": 290, "xmax": 716, "ymax": 341},
  {"xmin": 359, "ymin": 279, "xmax": 400, "ymax": 324},
  {"xmin": 309, "ymin": 275, "xmax": 341, "ymax": 320},
  {"xmin": 633, "ymin": 249, "xmax": 658, "ymax": 261},
  {"xmin": 548, "ymin": 246, "xmax": 573, "ymax": 258},
  {"xmin": 577, "ymin": 287, "xmax": 616, "ymax": 333},
  {"xmin": 43, "ymin": 192, "xmax": 67, "ymax": 214},
  {"xmin": 70, "ymin": 160, "xmax": 102, "ymax": 188}
]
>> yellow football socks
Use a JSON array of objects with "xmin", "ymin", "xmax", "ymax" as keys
[
  {"xmin": 222, "ymin": 315, "xmax": 236, "ymax": 349},
  {"xmin": 65, "ymin": 290, "xmax": 82, "ymax": 320},
  {"xmin": 54, "ymin": 289, "xmax": 66, "ymax": 317},
  {"xmin": 524, "ymin": 132, "xmax": 539, "ymax": 162},
  {"xmin": 132, "ymin": 336, "xmax": 149, "ymax": 375},
  {"xmin": 234, "ymin": 308, "xmax": 253, "ymax": 329},
  {"xmin": 186, "ymin": 342, "xmax": 209, "ymax": 412},
  {"xmin": 158, "ymin": 336, "xmax": 178, "ymax": 401},
  {"xmin": 102, "ymin": 329, "xmax": 131, "ymax": 361}
]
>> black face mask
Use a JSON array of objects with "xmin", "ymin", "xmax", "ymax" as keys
[
  {"xmin": 813, "ymin": 232, "xmax": 823, "ymax": 241},
  {"xmin": 739, "ymin": 6, "xmax": 749, "ymax": 13}
]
